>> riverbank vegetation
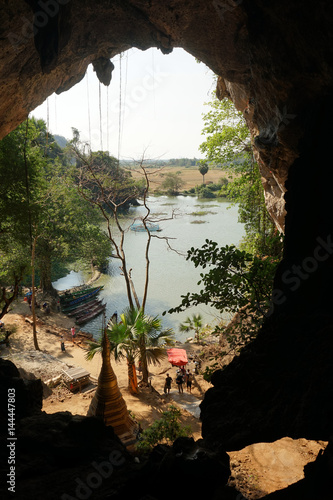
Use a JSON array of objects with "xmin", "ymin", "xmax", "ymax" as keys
[
  {"xmin": 1, "ymin": 93, "xmax": 282, "ymax": 368},
  {"xmin": 86, "ymin": 307, "xmax": 174, "ymax": 394},
  {"xmin": 0, "ymin": 118, "xmax": 142, "ymax": 314},
  {"xmin": 168, "ymin": 93, "xmax": 283, "ymax": 360}
]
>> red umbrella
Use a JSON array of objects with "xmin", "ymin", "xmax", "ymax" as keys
[{"xmin": 167, "ymin": 348, "xmax": 188, "ymax": 367}]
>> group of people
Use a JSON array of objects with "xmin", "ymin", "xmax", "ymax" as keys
[{"xmin": 164, "ymin": 366, "xmax": 194, "ymax": 395}]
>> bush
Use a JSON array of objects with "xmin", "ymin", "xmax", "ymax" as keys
[
  {"xmin": 196, "ymin": 186, "xmax": 216, "ymax": 199},
  {"xmin": 136, "ymin": 405, "xmax": 192, "ymax": 454}
]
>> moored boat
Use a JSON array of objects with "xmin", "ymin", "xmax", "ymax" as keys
[
  {"xmin": 66, "ymin": 299, "xmax": 101, "ymax": 317},
  {"xmin": 61, "ymin": 295, "xmax": 101, "ymax": 314},
  {"xmin": 60, "ymin": 286, "xmax": 103, "ymax": 303},
  {"xmin": 75, "ymin": 303, "xmax": 106, "ymax": 325},
  {"xmin": 61, "ymin": 286, "xmax": 104, "ymax": 308},
  {"xmin": 75, "ymin": 301, "xmax": 104, "ymax": 320}
]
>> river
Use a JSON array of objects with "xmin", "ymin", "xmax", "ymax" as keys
[{"xmin": 53, "ymin": 195, "xmax": 245, "ymax": 340}]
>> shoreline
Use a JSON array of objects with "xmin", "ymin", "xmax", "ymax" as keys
[{"xmin": 1, "ymin": 297, "xmax": 208, "ymax": 430}]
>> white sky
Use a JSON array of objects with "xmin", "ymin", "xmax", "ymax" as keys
[{"xmin": 32, "ymin": 48, "xmax": 216, "ymax": 161}]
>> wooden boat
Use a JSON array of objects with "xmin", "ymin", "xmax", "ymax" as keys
[
  {"xmin": 75, "ymin": 301, "xmax": 104, "ymax": 320},
  {"xmin": 61, "ymin": 286, "xmax": 103, "ymax": 308},
  {"xmin": 61, "ymin": 295, "xmax": 100, "ymax": 314},
  {"xmin": 60, "ymin": 286, "xmax": 99, "ymax": 302},
  {"xmin": 60, "ymin": 286, "xmax": 102, "ymax": 303},
  {"xmin": 75, "ymin": 303, "xmax": 106, "ymax": 325},
  {"xmin": 66, "ymin": 299, "xmax": 102, "ymax": 317}
]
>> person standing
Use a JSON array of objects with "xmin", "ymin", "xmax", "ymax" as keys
[
  {"xmin": 176, "ymin": 372, "xmax": 184, "ymax": 394},
  {"xmin": 164, "ymin": 373, "xmax": 172, "ymax": 394},
  {"xmin": 71, "ymin": 326, "xmax": 76, "ymax": 344},
  {"xmin": 60, "ymin": 336, "xmax": 66, "ymax": 352},
  {"xmin": 186, "ymin": 369, "xmax": 193, "ymax": 393}
]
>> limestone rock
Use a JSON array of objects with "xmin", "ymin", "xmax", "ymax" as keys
[{"xmin": 1, "ymin": 0, "xmax": 333, "ymax": 230}]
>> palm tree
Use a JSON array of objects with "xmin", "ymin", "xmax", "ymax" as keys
[
  {"xmin": 86, "ymin": 308, "xmax": 174, "ymax": 393},
  {"xmin": 179, "ymin": 313, "xmax": 203, "ymax": 342},
  {"xmin": 133, "ymin": 309, "xmax": 174, "ymax": 385},
  {"xmin": 198, "ymin": 163, "xmax": 209, "ymax": 184}
]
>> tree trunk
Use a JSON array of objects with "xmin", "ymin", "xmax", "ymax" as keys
[
  {"xmin": 39, "ymin": 250, "xmax": 57, "ymax": 296},
  {"xmin": 31, "ymin": 237, "xmax": 40, "ymax": 351},
  {"xmin": 139, "ymin": 342, "xmax": 149, "ymax": 384},
  {"xmin": 127, "ymin": 357, "xmax": 138, "ymax": 394}
]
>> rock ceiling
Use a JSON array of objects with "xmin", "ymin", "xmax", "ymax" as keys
[{"xmin": 1, "ymin": 0, "xmax": 332, "ymax": 231}]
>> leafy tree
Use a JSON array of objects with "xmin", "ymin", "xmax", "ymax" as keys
[
  {"xmin": 0, "ymin": 240, "xmax": 27, "ymax": 320},
  {"xmin": 86, "ymin": 308, "xmax": 174, "ymax": 393},
  {"xmin": 198, "ymin": 163, "xmax": 209, "ymax": 184},
  {"xmin": 0, "ymin": 119, "xmax": 111, "ymax": 299},
  {"xmin": 70, "ymin": 133, "xmax": 177, "ymax": 313},
  {"xmin": 179, "ymin": 313, "xmax": 203, "ymax": 342},
  {"xmin": 199, "ymin": 94, "xmax": 282, "ymax": 258},
  {"xmin": 33, "ymin": 165, "xmax": 111, "ymax": 293},
  {"xmin": 195, "ymin": 185, "xmax": 216, "ymax": 199},
  {"xmin": 168, "ymin": 240, "xmax": 279, "ymax": 341},
  {"xmin": 136, "ymin": 405, "xmax": 192, "ymax": 454},
  {"xmin": 161, "ymin": 172, "xmax": 184, "ymax": 195}
]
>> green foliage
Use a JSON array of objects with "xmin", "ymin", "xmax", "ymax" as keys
[
  {"xmin": 86, "ymin": 307, "xmax": 174, "ymax": 366},
  {"xmin": 202, "ymin": 362, "xmax": 219, "ymax": 382},
  {"xmin": 168, "ymin": 240, "xmax": 279, "ymax": 330},
  {"xmin": 179, "ymin": 313, "xmax": 203, "ymax": 341},
  {"xmin": 199, "ymin": 94, "xmax": 282, "ymax": 258},
  {"xmin": 0, "ymin": 118, "xmax": 111, "ymax": 296},
  {"xmin": 200, "ymin": 96, "xmax": 250, "ymax": 168},
  {"xmin": 136, "ymin": 405, "xmax": 192, "ymax": 454},
  {"xmin": 167, "ymin": 158, "xmax": 198, "ymax": 167},
  {"xmin": 198, "ymin": 163, "xmax": 209, "ymax": 184},
  {"xmin": 161, "ymin": 172, "xmax": 184, "ymax": 195},
  {"xmin": 195, "ymin": 185, "xmax": 216, "ymax": 199},
  {"xmin": 69, "ymin": 130, "xmax": 144, "ymax": 210}
]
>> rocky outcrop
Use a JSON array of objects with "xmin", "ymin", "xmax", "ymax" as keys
[
  {"xmin": 0, "ymin": 359, "xmax": 43, "ymax": 430},
  {"xmin": 0, "ymin": 359, "xmax": 241, "ymax": 499},
  {"xmin": 1, "ymin": 0, "xmax": 333, "ymax": 230},
  {"xmin": 200, "ymin": 313, "xmax": 333, "ymax": 451},
  {"xmin": 262, "ymin": 438, "xmax": 333, "ymax": 499}
]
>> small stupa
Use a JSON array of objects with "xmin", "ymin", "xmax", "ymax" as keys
[{"xmin": 87, "ymin": 329, "xmax": 138, "ymax": 445}]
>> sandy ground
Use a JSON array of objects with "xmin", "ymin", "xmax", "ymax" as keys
[{"xmin": 0, "ymin": 298, "xmax": 327, "ymax": 499}]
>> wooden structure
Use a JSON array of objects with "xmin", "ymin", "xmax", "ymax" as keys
[
  {"xmin": 87, "ymin": 330, "xmax": 138, "ymax": 446},
  {"xmin": 62, "ymin": 366, "xmax": 91, "ymax": 392}
]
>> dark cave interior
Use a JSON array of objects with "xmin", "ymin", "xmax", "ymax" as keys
[{"xmin": 1, "ymin": 1, "xmax": 333, "ymax": 498}]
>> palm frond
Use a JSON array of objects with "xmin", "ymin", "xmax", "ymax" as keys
[
  {"xmin": 85, "ymin": 339, "xmax": 102, "ymax": 361},
  {"xmin": 145, "ymin": 347, "xmax": 168, "ymax": 365}
]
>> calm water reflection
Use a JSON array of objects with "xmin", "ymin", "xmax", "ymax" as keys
[{"xmin": 53, "ymin": 196, "xmax": 245, "ymax": 340}]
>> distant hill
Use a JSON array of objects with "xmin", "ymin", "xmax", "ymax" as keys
[{"xmin": 54, "ymin": 134, "xmax": 68, "ymax": 149}]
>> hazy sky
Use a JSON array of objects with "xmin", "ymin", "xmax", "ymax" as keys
[{"xmin": 32, "ymin": 48, "xmax": 216, "ymax": 160}]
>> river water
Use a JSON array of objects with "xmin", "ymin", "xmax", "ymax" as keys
[{"xmin": 53, "ymin": 195, "xmax": 245, "ymax": 340}]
